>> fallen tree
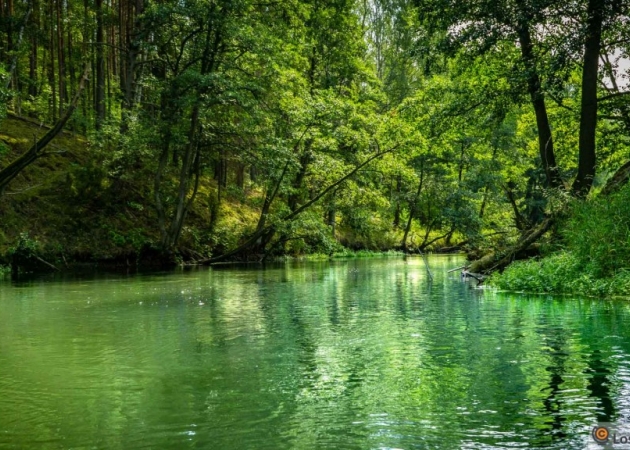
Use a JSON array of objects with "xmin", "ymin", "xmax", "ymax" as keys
[
  {"xmin": 467, "ymin": 217, "xmax": 554, "ymax": 274},
  {"xmin": 0, "ymin": 65, "xmax": 90, "ymax": 195}
]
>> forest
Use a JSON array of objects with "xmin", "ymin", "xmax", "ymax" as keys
[{"xmin": 1, "ymin": 0, "xmax": 630, "ymax": 295}]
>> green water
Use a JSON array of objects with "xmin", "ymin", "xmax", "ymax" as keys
[{"xmin": 0, "ymin": 256, "xmax": 628, "ymax": 449}]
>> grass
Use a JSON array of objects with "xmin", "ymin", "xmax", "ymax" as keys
[{"xmin": 489, "ymin": 251, "xmax": 630, "ymax": 298}]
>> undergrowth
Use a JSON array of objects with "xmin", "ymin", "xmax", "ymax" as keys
[
  {"xmin": 490, "ymin": 252, "xmax": 630, "ymax": 297},
  {"xmin": 491, "ymin": 183, "xmax": 630, "ymax": 298}
]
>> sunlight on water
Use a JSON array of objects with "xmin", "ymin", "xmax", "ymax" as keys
[{"xmin": 0, "ymin": 256, "xmax": 628, "ymax": 449}]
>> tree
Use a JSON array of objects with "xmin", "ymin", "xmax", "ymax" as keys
[{"xmin": 413, "ymin": 0, "xmax": 628, "ymax": 196}]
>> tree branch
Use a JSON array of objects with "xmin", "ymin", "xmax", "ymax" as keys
[{"xmin": 598, "ymin": 91, "xmax": 630, "ymax": 102}]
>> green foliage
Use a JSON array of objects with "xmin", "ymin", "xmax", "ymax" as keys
[
  {"xmin": 563, "ymin": 185, "xmax": 630, "ymax": 278},
  {"xmin": 68, "ymin": 163, "xmax": 108, "ymax": 199},
  {"xmin": 1, "ymin": 0, "xmax": 630, "ymax": 274},
  {"xmin": 491, "ymin": 252, "xmax": 630, "ymax": 298},
  {"xmin": 492, "ymin": 185, "xmax": 630, "ymax": 297},
  {"xmin": 8, "ymin": 232, "xmax": 40, "ymax": 259},
  {"xmin": 0, "ymin": 140, "xmax": 9, "ymax": 158},
  {"xmin": 0, "ymin": 65, "xmax": 8, "ymax": 122},
  {"xmin": 102, "ymin": 224, "xmax": 150, "ymax": 253}
]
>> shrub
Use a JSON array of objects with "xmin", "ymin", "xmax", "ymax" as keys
[
  {"xmin": 491, "ymin": 251, "xmax": 630, "ymax": 297},
  {"xmin": 563, "ymin": 184, "xmax": 630, "ymax": 278}
]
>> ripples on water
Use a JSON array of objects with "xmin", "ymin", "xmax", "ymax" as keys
[{"xmin": 0, "ymin": 256, "xmax": 629, "ymax": 449}]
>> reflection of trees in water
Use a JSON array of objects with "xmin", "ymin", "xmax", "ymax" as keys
[
  {"xmin": 530, "ymin": 325, "xmax": 618, "ymax": 447},
  {"xmin": 537, "ymin": 326, "xmax": 569, "ymax": 443},
  {"xmin": 289, "ymin": 301, "xmax": 320, "ymax": 389},
  {"xmin": 586, "ymin": 349, "xmax": 615, "ymax": 423}
]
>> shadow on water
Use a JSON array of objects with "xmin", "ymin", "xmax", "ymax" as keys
[{"xmin": 5, "ymin": 264, "xmax": 188, "ymax": 285}]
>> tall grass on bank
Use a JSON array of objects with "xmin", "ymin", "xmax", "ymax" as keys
[
  {"xmin": 491, "ymin": 184, "xmax": 630, "ymax": 297},
  {"xmin": 490, "ymin": 252, "xmax": 630, "ymax": 297}
]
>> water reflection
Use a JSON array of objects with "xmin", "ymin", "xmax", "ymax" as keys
[
  {"xmin": 587, "ymin": 350, "xmax": 615, "ymax": 422},
  {"xmin": 0, "ymin": 256, "xmax": 628, "ymax": 449},
  {"xmin": 542, "ymin": 328, "xmax": 569, "ymax": 441}
]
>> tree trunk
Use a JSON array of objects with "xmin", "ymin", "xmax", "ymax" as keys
[
  {"xmin": 81, "ymin": 0, "xmax": 89, "ymax": 132},
  {"xmin": 208, "ymin": 186, "xmax": 221, "ymax": 233},
  {"xmin": 288, "ymin": 149, "xmax": 310, "ymax": 211},
  {"xmin": 28, "ymin": 0, "xmax": 38, "ymax": 98},
  {"xmin": 121, "ymin": 0, "xmax": 143, "ymax": 121},
  {"xmin": 468, "ymin": 217, "xmax": 553, "ymax": 274},
  {"xmin": 516, "ymin": 21, "xmax": 562, "ymax": 189},
  {"xmin": 214, "ymin": 150, "xmax": 227, "ymax": 187},
  {"xmin": 56, "ymin": 0, "xmax": 66, "ymax": 115},
  {"xmin": 601, "ymin": 161, "xmax": 630, "ymax": 196},
  {"xmin": 402, "ymin": 164, "xmax": 424, "ymax": 251},
  {"xmin": 458, "ymin": 141, "xmax": 466, "ymax": 183},
  {"xmin": 162, "ymin": 105, "xmax": 201, "ymax": 250},
  {"xmin": 154, "ymin": 132, "xmax": 170, "ymax": 244},
  {"xmin": 95, "ymin": 0, "xmax": 105, "ymax": 129},
  {"xmin": 572, "ymin": 0, "xmax": 603, "ymax": 197},
  {"xmin": 67, "ymin": 11, "xmax": 75, "ymax": 107},
  {"xmin": 393, "ymin": 175, "xmax": 401, "ymax": 227},
  {"xmin": 235, "ymin": 162, "xmax": 245, "ymax": 189},
  {"xmin": 4, "ymin": 3, "xmax": 31, "ymax": 90},
  {"xmin": 48, "ymin": 0, "xmax": 56, "ymax": 120},
  {"xmin": 328, "ymin": 202, "xmax": 336, "ymax": 239},
  {"xmin": 504, "ymin": 183, "xmax": 528, "ymax": 231},
  {"xmin": 479, "ymin": 185, "xmax": 488, "ymax": 218},
  {"xmin": 250, "ymin": 165, "xmax": 257, "ymax": 183}
]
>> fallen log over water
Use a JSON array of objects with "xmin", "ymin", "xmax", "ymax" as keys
[{"xmin": 467, "ymin": 217, "xmax": 553, "ymax": 274}]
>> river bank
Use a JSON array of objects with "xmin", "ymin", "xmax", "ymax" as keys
[{"xmin": 1, "ymin": 115, "xmax": 469, "ymax": 276}]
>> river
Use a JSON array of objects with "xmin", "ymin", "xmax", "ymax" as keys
[{"xmin": 1, "ymin": 256, "xmax": 628, "ymax": 449}]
